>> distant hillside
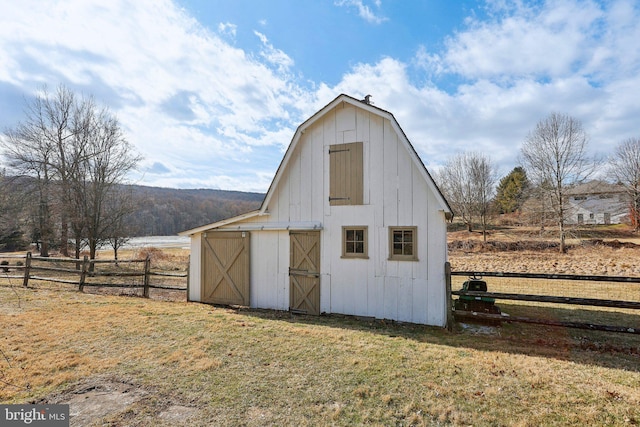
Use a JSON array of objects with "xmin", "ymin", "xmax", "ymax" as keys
[
  {"xmin": 124, "ymin": 185, "xmax": 264, "ymax": 236},
  {"xmin": 0, "ymin": 175, "xmax": 265, "ymax": 241}
]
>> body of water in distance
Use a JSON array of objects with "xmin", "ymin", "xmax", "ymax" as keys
[{"xmin": 117, "ymin": 236, "xmax": 190, "ymax": 249}]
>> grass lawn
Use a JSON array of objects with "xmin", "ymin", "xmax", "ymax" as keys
[{"xmin": 1, "ymin": 283, "xmax": 639, "ymax": 426}]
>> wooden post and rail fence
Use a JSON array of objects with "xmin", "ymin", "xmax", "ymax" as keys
[
  {"xmin": 3, "ymin": 254, "xmax": 638, "ymax": 334},
  {"xmin": 0, "ymin": 252, "xmax": 187, "ymax": 296},
  {"xmin": 446, "ymin": 261, "xmax": 640, "ymax": 334}
]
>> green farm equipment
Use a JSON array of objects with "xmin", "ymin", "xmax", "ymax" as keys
[{"xmin": 453, "ymin": 276, "xmax": 501, "ymax": 325}]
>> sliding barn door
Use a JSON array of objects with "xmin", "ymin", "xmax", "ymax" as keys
[
  {"xmin": 289, "ymin": 231, "xmax": 321, "ymax": 315},
  {"xmin": 201, "ymin": 232, "xmax": 250, "ymax": 306}
]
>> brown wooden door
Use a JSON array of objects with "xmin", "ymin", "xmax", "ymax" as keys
[
  {"xmin": 202, "ymin": 231, "xmax": 250, "ymax": 306},
  {"xmin": 289, "ymin": 231, "xmax": 321, "ymax": 315}
]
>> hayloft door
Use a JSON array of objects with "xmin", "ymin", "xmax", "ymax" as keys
[
  {"xmin": 289, "ymin": 231, "xmax": 321, "ymax": 315},
  {"xmin": 201, "ymin": 231, "xmax": 250, "ymax": 306}
]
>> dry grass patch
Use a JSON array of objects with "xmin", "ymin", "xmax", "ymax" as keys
[
  {"xmin": 98, "ymin": 246, "xmax": 189, "ymax": 273},
  {"xmin": 1, "ymin": 284, "xmax": 639, "ymax": 426}
]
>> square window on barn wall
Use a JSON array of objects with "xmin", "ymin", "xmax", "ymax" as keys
[
  {"xmin": 389, "ymin": 227, "xmax": 418, "ymax": 261},
  {"xmin": 342, "ymin": 226, "xmax": 368, "ymax": 259},
  {"xmin": 329, "ymin": 142, "xmax": 363, "ymax": 205}
]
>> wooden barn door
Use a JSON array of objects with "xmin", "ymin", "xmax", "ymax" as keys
[
  {"xmin": 201, "ymin": 231, "xmax": 250, "ymax": 306},
  {"xmin": 289, "ymin": 231, "xmax": 321, "ymax": 315}
]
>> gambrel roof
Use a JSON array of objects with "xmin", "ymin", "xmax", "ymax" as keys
[
  {"xmin": 180, "ymin": 93, "xmax": 452, "ymax": 236},
  {"xmin": 260, "ymin": 93, "xmax": 452, "ymax": 217}
]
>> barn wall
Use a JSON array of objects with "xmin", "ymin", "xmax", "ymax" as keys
[
  {"xmin": 187, "ymin": 228, "xmax": 291, "ymax": 309},
  {"xmin": 260, "ymin": 101, "xmax": 448, "ymax": 326},
  {"xmin": 249, "ymin": 230, "xmax": 289, "ymax": 311},
  {"xmin": 425, "ymin": 190, "xmax": 449, "ymax": 326},
  {"xmin": 187, "ymin": 233, "xmax": 202, "ymax": 302},
  {"xmin": 187, "ymin": 98, "xmax": 449, "ymax": 326}
]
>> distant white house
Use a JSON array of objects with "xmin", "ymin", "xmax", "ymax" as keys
[
  {"xmin": 565, "ymin": 180, "xmax": 628, "ymax": 225},
  {"xmin": 179, "ymin": 94, "xmax": 453, "ymax": 326}
]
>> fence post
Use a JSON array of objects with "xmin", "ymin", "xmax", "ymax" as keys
[
  {"xmin": 22, "ymin": 252, "xmax": 32, "ymax": 287},
  {"xmin": 445, "ymin": 261, "xmax": 453, "ymax": 332},
  {"xmin": 186, "ymin": 255, "xmax": 190, "ymax": 302},
  {"xmin": 143, "ymin": 255, "xmax": 151, "ymax": 298},
  {"xmin": 79, "ymin": 256, "xmax": 89, "ymax": 292}
]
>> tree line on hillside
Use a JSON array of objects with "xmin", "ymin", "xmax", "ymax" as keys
[
  {"xmin": 0, "ymin": 175, "xmax": 263, "ymax": 254},
  {"xmin": 0, "ymin": 85, "xmax": 263, "ymax": 257},
  {"xmin": 435, "ymin": 112, "xmax": 640, "ymax": 253},
  {"xmin": 119, "ymin": 185, "xmax": 263, "ymax": 236}
]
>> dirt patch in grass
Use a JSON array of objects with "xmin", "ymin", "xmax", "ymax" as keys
[
  {"xmin": 39, "ymin": 375, "xmax": 198, "ymax": 427},
  {"xmin": 44, "ymin": 377, "xmax": 147, "ymax": 426}
]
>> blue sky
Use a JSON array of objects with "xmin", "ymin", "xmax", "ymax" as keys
[{"xmin": 1, "ymin": 0, "xmax": 639, "ymax": 192}]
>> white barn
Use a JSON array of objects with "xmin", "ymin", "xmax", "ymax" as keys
[{"xmin": 179, "ymin": 94, "xmax": 453, "ymax": 326}]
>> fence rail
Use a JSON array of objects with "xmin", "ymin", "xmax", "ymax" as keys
[
  {"xmin": 0, "ymin": 252, "xmax": 187, "ymax": 296},
  {"xmin": 451, "ymin": 290, "xmax": 640, "ymax": 310},
  {"xmin": 445, "ymin": 262, "xmax": 640, "ymax": 334},
  {"xmin": 451, "ymin": 270, "xmax": 640, "ymax": 284}
]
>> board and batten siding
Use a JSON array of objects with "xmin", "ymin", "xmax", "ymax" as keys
[
  {"xmin": 187, "ymin": 232, "xmax": 202, "ymax": 302},
  {"xmin": 250, "ymin": 102, "xmax": 446, "ymax": 325},
  {"xmin": 184, "ymin": 96, "xmax": 449, "ymax": 326}
]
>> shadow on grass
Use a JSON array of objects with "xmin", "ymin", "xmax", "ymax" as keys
[
  {"xmin": 6, "ymin": 282, "xmax": 636, "ymax": 374},
  {"xmin": 237, "ymin": 303, "xmax": 640, "ymax": 373}
]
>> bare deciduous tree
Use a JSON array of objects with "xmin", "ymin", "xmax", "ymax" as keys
[
  {"xmin": 104, "ymin": 187, "xmax": 136, "ymax": 262},
  {"xmin": 469, "ymin": 153, "xmax": 497, "ymax": 242},
  {"xmin": 72, "ymin": 108, "xmax": 141, "ymax": 260},
  {"xmin": 2, "ymin": 91, "xmax": 59, "ymax": 256},
  {"xmin": 436, "ymin": 153, "xmax": 474, "ymax": 232},
  {"xmin": 608, "ymin": 137, "xmax": 640, "ymax": 231},
  {"xmin": 1, "ymin": 84, "xmax": 141, "ymax": 259},
  {"xmin": 436, "ymin": 152, "xmax": 496, "ymax": 240},
  {"xmin": 520, "ymin": 112, "xmax": 594, "ymax": 252}
]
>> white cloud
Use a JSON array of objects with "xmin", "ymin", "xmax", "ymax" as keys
[
  {"xmin": 321, "ymin": 1, "xmax": 640, "ymax": 177},
  {"xmin": 0, "ymin": 0, "xmax": 309, "ymax": 190},
  {"xmin": 422, "ymin": 0, "xmax": 605, "ymax": 81},
  {"xmin": 253, "ymin": 31, "xmax": 295, "ymax": 73},
  {"xmin": 335, "ymin": 0, "xmax": 388, "ymax": 24},
  {"xmin": 218, "ymin": 22, "xmax": 237, "ymax": 38},
  {"xmin": 2, "ymin": 0, "xmax": 639, "ymax": 192}
]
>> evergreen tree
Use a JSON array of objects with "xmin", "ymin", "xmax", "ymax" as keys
[{"xmin": 495, "ymin": 167, "xmax": 529, "ymax": 214}]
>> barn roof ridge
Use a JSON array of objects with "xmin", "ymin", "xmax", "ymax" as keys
[
  {"xmin": 180, "ymin": 93, "xmax": 453, "ymax": 235},
  {"xmin": 260, "ymin": 93, "xmax": 452, "ymax": 216}
]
